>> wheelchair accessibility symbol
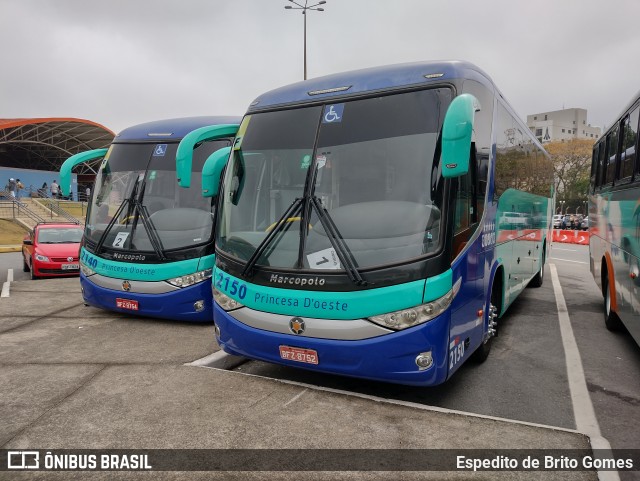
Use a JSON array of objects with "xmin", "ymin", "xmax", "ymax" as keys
[
  {"xmin": 323, "ymin": 104, "xmax": 344, "ymax": 123},
  {"xmin": 153, "ymin": 144, "xmax": 167, "ymax": 157}
]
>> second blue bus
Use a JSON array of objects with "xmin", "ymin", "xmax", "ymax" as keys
[{"xmin": 61, "ymin": 116, "xmax": 239, "ymax": 322}]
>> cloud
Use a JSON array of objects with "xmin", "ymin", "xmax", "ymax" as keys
[{"xmin": 2, "ymin": 0, "xmax": 639, "ymax": 132}]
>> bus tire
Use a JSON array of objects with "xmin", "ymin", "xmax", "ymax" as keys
[
  {"xmin": 603, "ymin": 276, "xmax": 623, "ymax": 332},
  {"xmin": 471, "ymin": 280, "xmax": 500, "ymax": 363},
  {"xmin": 471, "ymin": 322, "xmax": 492, "ymax": 363},
  {"xmin": 528, "ymin": 246, "xmax": 545, "ymax": 288}
]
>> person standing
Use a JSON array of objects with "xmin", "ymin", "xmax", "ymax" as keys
[
  {"xmin": 8, "ymin": 178, "xmax": 16, "ymax": 198},
  {"xmin": 85, "ymin": 186, "xmax": 91, "ymax": 202},
  {"xmin": 51, "ymin": 180, "xmax": 59, "ymax": 199},
  {"xmin": 15, "ymin": 179, "xmax": 24, "ymax": 199}
]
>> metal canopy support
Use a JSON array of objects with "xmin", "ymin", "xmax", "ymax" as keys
[{"xmin": 0, "ymin": 119, "xmax": 114, "ymax": 175}]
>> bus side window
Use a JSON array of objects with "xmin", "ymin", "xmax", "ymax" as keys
[
  {"xmin": 605, "ymin": 124, "xmax": 619, "ymax": 185},
  {"xmin": 590, "ymin": 147, "xmax": 598, "ymax": 193},
  {"xmin": 452, "ymin": 149, "xmax": 478, "ymax": 259},
  {"xmin": 620, "ymin": 106, "xmax": 639, "ymax": 180},
  {"xmin": 596, "ymin": 141, "xmax": 606, "ymax": 188}
]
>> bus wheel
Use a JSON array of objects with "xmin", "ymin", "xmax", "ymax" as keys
[
  {"xmin": 529, "ymin": 247, "xmax": 545, "ymax": 288},
  {"xmin": 603, "ymin": 276, "xmax": 623, "ymax": 332},
  {"xmin": 471, "ymin": 289, "xmax": 498, "ymax": 363}
]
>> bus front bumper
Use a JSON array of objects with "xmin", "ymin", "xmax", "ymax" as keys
[
  {"xmin": 214, "ymin": 303, "xmax": 451, "ymax": 386},
  {"xmin": 81, "ymin": 273, "xmax": 213, "ymax": 323}
]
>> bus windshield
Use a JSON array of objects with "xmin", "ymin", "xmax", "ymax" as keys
[
  {"xmin": 86, "ymin": 140, "xmax": 229, "ymax": 253},
  {"xmin": 217, "ymin": 88, "xmax": 451, "ymax": 271}
]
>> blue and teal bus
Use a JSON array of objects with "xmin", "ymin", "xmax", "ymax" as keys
[
  {"xmin": 181, "ymin": 61, "xmax": 553, "ymax": 384},
  {"xmin": 60, "ymin": 116, "xmax": 239, "ymax": 322},
  {"xmin": 589, "ymin": 91, "xmax": 640, "ymax": 345}
]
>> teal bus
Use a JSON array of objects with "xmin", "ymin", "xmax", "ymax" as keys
[
  {"xmin": 589, "ymin": 91, "xmax": 640, "ymax": 345},
  {"xmin": 60, "ymin": 116, "xmax": 239, "ymax": 322},
  {"xmin": 180, "ymin": 61, "xmax": 554, "ymax": 385}
]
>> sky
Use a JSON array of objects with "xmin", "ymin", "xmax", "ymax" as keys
[{"xmin": 1, "ymin": 0, "xmax": 639, "ymax": 134}]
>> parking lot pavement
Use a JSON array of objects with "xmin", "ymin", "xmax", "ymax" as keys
[{"xmin": 0, "ymin": 276, "xmax": 603, "ymax": 479}]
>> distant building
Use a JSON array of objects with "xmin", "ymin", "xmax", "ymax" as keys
[{"xmin": 526, "ymin": 108, "xmax": 601, "ymax": 144}]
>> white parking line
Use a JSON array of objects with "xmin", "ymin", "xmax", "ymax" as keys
[
  {"xmin": 209, "ymin": 365, "xmax": 584, "ymax": 435},
  {"xmin": 550, "ymin": 257, "xmax": 588, "ymax": 265},
  {"xmin": 549, "ymin": 263, "xmax": 619, "ymax": 481},
  {"xmin": 1, "ymin": 268, "xmax": 11, "ymax": 298}
]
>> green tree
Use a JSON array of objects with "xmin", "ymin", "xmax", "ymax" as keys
[{"xmin": 544, "ymin": 139, "xmax": 593, "ymax": 201}]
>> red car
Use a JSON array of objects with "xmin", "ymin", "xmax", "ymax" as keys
[{"xmin": 22, "ymin": 223, "xmax": 83, "ymax": 279}]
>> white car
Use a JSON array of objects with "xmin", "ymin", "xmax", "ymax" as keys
[{"xmin": 553, "ymin": 214, "xmax": 563, "ymax": 229}]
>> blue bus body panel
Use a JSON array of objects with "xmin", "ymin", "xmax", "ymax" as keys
[
  {"xmin": 115, "ymin": 116, "xmax": 241, "ymax": 142},
  {"xmin": 81, "ymin": 273, "xmax": 213, "ymax": 323},
  {"xmin": 248, "ymin": 61, "xmax": 494, "ymax": 112},
  {"xmin": 215, "ymin": 304, "xmax": 451, "ymax": 386}
]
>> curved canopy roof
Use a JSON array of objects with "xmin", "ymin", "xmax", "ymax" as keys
[{"xmin": 0, "ymin": 118, "xmax": 114, "ymax": 175}]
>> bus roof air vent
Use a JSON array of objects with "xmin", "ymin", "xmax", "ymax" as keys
[{"xmin": 424, "ymin": 73, "xmax": 444, "ymax": 79}]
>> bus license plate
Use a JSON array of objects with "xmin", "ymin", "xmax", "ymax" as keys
[
  {"xmin": 279, "ymin": 346, "xmax": 318, "ymax": 365},
  {"xmin": 61, "ymin": 263, "xmax": 79, "ymax": 270},
  {"xmin": 116, "ymin": 298, "xmax": 139, "ymax": 311}
]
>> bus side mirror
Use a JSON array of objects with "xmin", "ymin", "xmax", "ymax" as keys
[
  {"xmin": 202, "ymin": 147, "xmax": 231, "ymax": 198},
  {"xmin": 176, "ymin": 124, "xmax": 239, "ymax": 188},
  {"xmin": 60, "ymin": 148, "xmax": 109, "ymax": 196},
  {"xmin": 441, "ymin": 94, "xmax": 480, "ymax": 179}
]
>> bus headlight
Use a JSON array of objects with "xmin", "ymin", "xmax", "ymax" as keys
[
  {"xmin": 213, "ymin": 287, "xmax": 244, "ymax": 312},
  {"xmin": 167, "ymin": 268, "xmax": 213, "ymax": 288},
  {"xmin": 80, "ymin": 264, "xmax": 96, "ymax": 277},
  {"xmin": 368, "ymin": 278, "xmax": 461, "ymax": 331}
]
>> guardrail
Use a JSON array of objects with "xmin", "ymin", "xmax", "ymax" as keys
[
  {"xmin": 34, "ymin": 198, "xmax": 83, "ymax": 224},
  {"xmin": 552, "ymin": 229, "xmax": 589, "ymax": 245},
  {"xmin": 0, "ymin": 199, "xmax": 46, "ymax": 225}
]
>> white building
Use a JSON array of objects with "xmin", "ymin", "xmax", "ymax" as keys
[{"xmin": 526, "ymin": 108, "xmax": 601, "ymax": 144}]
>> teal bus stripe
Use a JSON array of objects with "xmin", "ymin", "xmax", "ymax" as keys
[
  {"xmin": 423, "ymin": 269, "xmax": 453, "ymax": 303},
  {"xmin": 80, "ymin": 247, "xmax": 213, "ymax": 282},
  {"xmin": 214, "ymin": 267, "xmax": 428, "ymax": 320},
  {"xmin": 197, "ymin": 255, "xmax": 216, "ymax": 272}
]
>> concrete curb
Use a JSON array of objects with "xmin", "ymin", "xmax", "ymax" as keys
[
  {"xmin": 0, "ymin": 245, "xmax": 22, "ymax": 253},
  {"xmin": 187, "ymin": 350, "xmax": 249, "ymax": 370}
]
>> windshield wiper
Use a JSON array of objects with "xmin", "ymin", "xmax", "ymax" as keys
[
  {"xmin": 94, "ymin": 175, "xmax": 142, "ymax": 255},
  {"xmin": 310, "ymin": 196, "xmax": 366, "ymax": 286},
  {"xmin": 299, "ymin": 164, "xmax": 365, "ymax": 286},
  {"xmin": 137, "ymin": 203, "xmax": 167, "ymax": 261},
  {"xmin": 241, "ymin": 197, "xmax": 303, "ymax": 278},
  {"xmin": 94, "ymin": 198, "xmax": 130, "ymax": 255},
  {"xmin": 131, "ymin": 180, "xmax": 167, "ymax": 260}
]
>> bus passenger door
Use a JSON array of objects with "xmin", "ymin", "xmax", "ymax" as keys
[{"xmin": 449, "ymin": 158, "xmax": 484, "ymax": 373}]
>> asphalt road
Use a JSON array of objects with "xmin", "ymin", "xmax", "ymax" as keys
[
  {"xmin": 231, "ymin": 244, "xmax": 640, "ymax": 478},
  {"xmin": 0, "ymin": 251, "xmax": 29, "ymax": 284},
  {"xmin": 1, "ymin": 244, "xmax": 638, "ymax": 479}
]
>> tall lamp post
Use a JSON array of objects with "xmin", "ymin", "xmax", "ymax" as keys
[{"xmin": 284, "ymin": 0, "xmax": 326, "ymax": 80}]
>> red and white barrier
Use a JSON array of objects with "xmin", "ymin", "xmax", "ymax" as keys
[{"xmin": 552, "ymin": 229, "xmax": 589, "ymax": 245}]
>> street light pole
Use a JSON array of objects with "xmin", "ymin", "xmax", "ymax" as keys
[{"xmin": 284, "ymin": 0, "xmax": 326, "ymax": 80}]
